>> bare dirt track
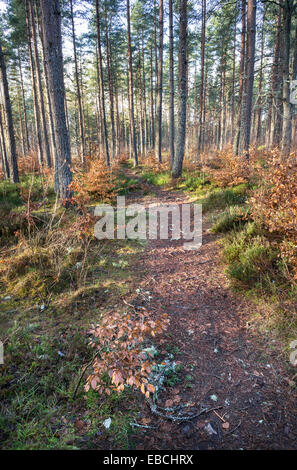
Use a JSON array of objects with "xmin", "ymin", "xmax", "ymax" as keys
[{"xmin": 122, "ymin": 169, "xmax": 297, "ymax": 450}]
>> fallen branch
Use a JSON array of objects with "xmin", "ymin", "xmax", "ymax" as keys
[
  {"xmin": 130, "ymin": 421, "xmax": 156, "ymax": 429},
  {"xmin": 148, "ymin": 401, "xmax": 223, "ymax": 422}
]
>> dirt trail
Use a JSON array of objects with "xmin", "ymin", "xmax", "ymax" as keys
[{"xmin": 123, "ymin": 169, "xmax": 297, "ymax": 450}]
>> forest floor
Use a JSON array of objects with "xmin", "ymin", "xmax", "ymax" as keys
[
  {"xmin": 1, "ymin": 164, "xmax": 297, "ymax": 450},
  {"xmin": 100, "ymin": 166, "xmax": 297, "ymax": 450}
]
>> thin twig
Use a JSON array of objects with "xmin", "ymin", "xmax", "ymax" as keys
[
  {"xmin": 148, "ymin": 401, "xmax": 223, "ymax": 422},
  {"xmin": 72, "ymin": 351, "xmax": 100, "ymax": 399}
]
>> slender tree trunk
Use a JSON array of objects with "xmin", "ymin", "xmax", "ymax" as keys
[
  {"xmin": 241, "ymin": 0, "xmax": 256, "ymax": 160},
  {"xmin": 40, "ymin": 0, "xmax": 72, "ymax": 200},
  {"xmin": 31, "ymin": 0, "xmax": 51, "ymax": 166},
  {"xmin": 172, "ymin": 0, "xmax": 187, "ymax": 178},
  {"xmin": 197, "ymin": 0, "xmax": 206, "ymax": 157},
  {"xmin": 29, "ymin": 0, "xmax": 51, "ymax": 168},
  {"xmin": 256, "ymin": 10, "xmax": 265, "ymax": 142},
  {"xmin": 233, "ymin": 0, "xmax": 246, "ymax": 155},
  {"xmin": 0, "ymin": 39, "xmax": 19, "ymax": 183},
  {"xmin": 126, "ymin": 0, "xmax": 138, "ymax": 166},
  {"xmin": 155, "ymin": 0, "xmax": 164, "ymax": 162},
  {"xmin": 115, "ymin": 87, "xmax": 121, "ymax": 156},
  {"xmin": 37, "ymin": 11, "xmax": 58, "ymax": 169},
  {"xmin": 95, "ymin": 0, "xmax": 110, "ymax": 166},
  {"xmin": 0, "ymin": 106, "xmax": 10, "ymax": 179},
  {"xmin": 271, "ymin": 5, "xmax": 283, "ymax": 146},
  {"xmin": 169, "ymin": 0, "xmax": 174, "ymax": 167},
  {"xmin": 18, "ymin": 52, "xmax": 30, "ymax": 152},
  {"xmin": 104, "ymin": 9, "xmax": 116, "ymax": 159},
  {"xmin": 70, "ymin": 0, "xmax": 86, "ymax": 162},
  {"xmin": 281, "ymin": 0, "xmax": 293, "ymax": 154},
  {"xmin": 150, "ymin": 44, "xmax": 155, "ymax": 149},
  {"xmin": 231, "ymin": 14, "xmax": 236, "ymax": 139},
  {"xmin": 25, "ymin": 0, "xmax": 43, "ymax": 166},
  {"xmin": 141, "ymin": 32, "xmax": 148, "ymax": 155}
]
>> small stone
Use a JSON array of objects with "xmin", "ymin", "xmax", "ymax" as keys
[
  {"xmin": 204, "ymin": 423, "xmax": 217, "ymax": 436},
  {"xmin": 103, "ymin": 417, "xmax": 112, "ymax": 429}
]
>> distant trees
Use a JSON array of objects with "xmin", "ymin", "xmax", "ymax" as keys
[{"xmin": 1, "ymin": 0, "xmax": 297, "ymax": 187}]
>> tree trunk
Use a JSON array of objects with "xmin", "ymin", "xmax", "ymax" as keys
[
  {"xmin": 255, "ymin": 10, "xmax": 265, "ymax": 142},
  {"xmin": 18, "ymin": 52, "xmax": 30, "ymax": 153},
  {"xmin": 29, "ymin": 0, "xmax": 51, "ymax": 168},
  {"xmin": 281, "ymin": 0, "xmax": 293, "ymax": 154},
  {"xmin": 40, "ymin": 0, "xmax": 72, "ymax": 200},
  {"xmin": 25, "ymin": 0, "xmax": 43, "ymax": 167},
  {"xmin": 104, "ymin": 8, "xmax": 116, "ymax": 159},
  {"xmin": 241, "ymin": 0, "xmax": 256, "ymax": 160},
  {"xmin": 169, "ymin": 0, "xmax": 174, "ymax": 167},
  {"xmin": 172, "ymin": 0, "xmax": 187, "ymax": 178},
  {"xmin": 197, "ymin": 0, "xmax": 206, "ymax": 157},
  {"xmin": 126, "ymin": 0, "xmax": 138, "ymax": 166},
  {"xmin": 95, "ymin": 0, "xmax": 110, "ymax": 166},
  {"xmin": 0, "ymin": 39, "xmax": 19, "ymax": 183},
  {"xmin": 0, "ymin": 105, "xmax": 10, "ymax": 179},
  {"xmin": 155, "ymin": 0, "xmax": 164, "ymax": 162},
  {"xmin": 271, "ymin": 5, "xmax": 283, "ymax": 147},
  {"xmin": 150, "ymin": 44, "xmax": 155, "ymax": 149},
  {"xmin": 233, "ymin": 0, "xmax": 246, "ymax": 155},
  {"xmin": 70, "ymin": 0, "xmax": 86, "ymax": 162}
]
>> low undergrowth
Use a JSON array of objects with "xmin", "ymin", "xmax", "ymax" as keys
[{"xmin": 0, "ymin": 161, "xmax": 156, "ymax": 450}]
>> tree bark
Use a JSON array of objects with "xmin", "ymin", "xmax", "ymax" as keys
[
  {"xmin": 95, "ymin": 0, "xmax": 110, "ymax": 166},
  {"xmin": 241, "ymin": 0, "xmax": 256, "ymax": 160},
  {"xmin": 0, "ymin": 38, "xmax": 19, "ymax": 183},
  {"xmin": 172, "ymin": 0, "xmax": 187, "ymax": 178},
  {"xmin": 40, "ymin": 0, "xmax": 72, "ymax": 200},
  {"xmin": 155, "ymin": 0, "xmax": 164, "ymax": 163},
  {"xmin": 104, "ymin": 7, "xmax": 116, "ymax": 159},
  {"xmin": 169, "ymin": 0, "xmax": 174, "ymax": 167},
  {"xmin": 29, "ymin": 0, "xmax": 51, "ymax": 168},
  {"xmin": 70, "ymin": 0, "xmax": 86, "ymax": 162},
  {"xmin": 126, "ymin": 0, "xmax": 138, "ymax": 166},
  {"xmin": 233, "ymin": 0, "xmax": 246, "ymax": 155},
  {"xmin": 18, "ymin": 52, "xmax": 30, "ymax": 153},
  {"xmin": 197, "ymin": 0, "xmax": 206, "ymax": 157},
  {"xmin": 281, "ymin": 0, "xmax": 293, "ymax": 154},
  {"xmin": 0, "ymin": 105, "xmax": 10, "ymax": 179},
  {"xmin": 25, "ymin": 0, "xmax": 44, "ymax": 167}
]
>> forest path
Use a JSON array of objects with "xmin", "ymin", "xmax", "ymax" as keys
[{"xmin": 121, "ymin": 167, "xmax": 297, "ymax": 450}]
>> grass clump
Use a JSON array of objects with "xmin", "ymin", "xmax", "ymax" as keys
[
  {"xmin": 211, "ymin": 205, "xmax": 250, "ymax": 233},
  {"xmin": 199, "ymin": 184, "xmax": 248, "ymax": 212},
  {"xmin": 177, "ymin": 171, "xmax": 212, "ymax": 193},
  {"xmin": 141, "ymin": 170, "xmax": 171, "ymax": 186},
  {"xmin": 222, "ymin": 223, "xmax": 279, "ymax": 287}
]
